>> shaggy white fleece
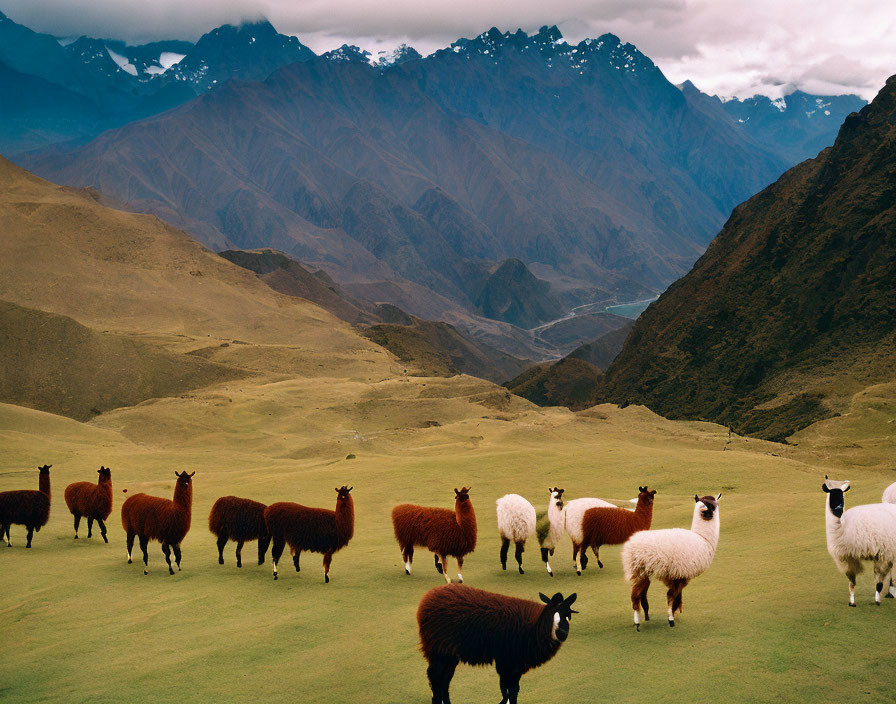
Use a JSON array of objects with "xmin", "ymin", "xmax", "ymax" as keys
[
  {"xmin": 882, "ymin": 482, "xmax": 896, "ymax": 505},
  {"xmin": 495, "ymin": 494, "xmax": 536, "ymax": 542},
  {"xmin": 622, "ymin": 501, "xmax": 720, "ymax": 582}
]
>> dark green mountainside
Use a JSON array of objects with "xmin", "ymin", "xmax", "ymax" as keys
[{"xmin": 601, "ymin": 76, "xmax": 896, "ymax": 440}]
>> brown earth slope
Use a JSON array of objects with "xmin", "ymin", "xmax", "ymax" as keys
[{"xmin": 602, "ymin": 76, "xmax": 896, "ymax": 441}]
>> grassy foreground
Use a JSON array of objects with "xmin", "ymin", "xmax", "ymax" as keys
[{"xmin": 1, "ymin": 375, "xmax": 895, "ymax": 704}]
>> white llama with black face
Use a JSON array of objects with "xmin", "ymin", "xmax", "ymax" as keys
[{"xmin": 824, "ymin": 477, "xmax": 896, "ymax": 606}]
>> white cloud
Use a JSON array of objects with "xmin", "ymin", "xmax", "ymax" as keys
[{"xmin": 2, "ymin": 0, "xmax": 892, "ymax": 98}]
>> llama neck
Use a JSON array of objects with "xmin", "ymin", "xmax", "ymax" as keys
[
  {"xmin": 825, "ymin": 495, "xmax": 844, "ymax": 551},
  {"xmin": 690, "ymin": 507, "xmax": 719, "ymax": 549},
  {"xmin": 455, "ymin": 500, "xmax": 477, "ymax": 539},
  {"xmin": 98, "ymin": 477, "xmax": 113, "ymax": 495},
  {"xmin": 547, "ymin": 500, "xmax": 564, "ymax": 543},
  {"xmin": 634, "ymin": 498, "xmax": 653, "ymax": 527},
  {"xmin": 173, "ymin": 484, "xmax": 192, "ymax": 515},
  {"xmin": 39, "ymin": 472, "xmax": 50, "ymax": 498},
  {"xmin": 336, "ymin": 497, "xmax": 355, "ymax": 545}
]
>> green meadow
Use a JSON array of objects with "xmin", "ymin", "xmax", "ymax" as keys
[{"xmin": 2, "ymin": 375, "xmax": 895, "ymax": 704}]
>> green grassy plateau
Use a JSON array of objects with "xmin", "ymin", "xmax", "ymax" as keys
[{"xmin": 2, "ymin": 373, "xmax": 895, "ymax": 704}]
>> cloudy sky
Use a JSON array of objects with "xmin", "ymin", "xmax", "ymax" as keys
[{"xmin": 3, "ymin": 0, "xmax": 894, "ymax": 99}]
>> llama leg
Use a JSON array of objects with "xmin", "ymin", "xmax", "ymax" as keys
[
  {"xmin": 73, "ymin": 514, "xmax": 81, "ymax": 539},
  {"xmin": 258, "ymin": 535, "xmax": 271, "ymax": 565},
  {"xmin": 138, "ymin": 535, "xmax": 149, "ymax": 575},
  {"xmin": 666, "ymin": 579, "xmax": 688, "ymax": 626},
  {"xmin": 874, "ymin": 561, "xmax": 892, "ymax": 605},
  {"xmin": 162, "ymin": 542, "xmax": 174, "ymax": 575},
  {"xmin": 3, "ymin": 523, "xmax": 10, "ymax": 546},
  {"xmin": 236, "ymin": 540, "xmax": 245, "ymax": 569},
  {"xmin": 888, "ymin": 564, "xmax": 896, "ymax": 598},
  {"xmin": 427, "ymin": 654, "xmax": 456, "ymax": 704},
  {"xmin": 434, "ymin": 553, "xmax": 444, "ymax": 575},
  {"xmin": 402, "ymin": 544, "xmax": 414, "ymax": 574},
  {"xmin": 457, "ymin": 556, "xmax": 464, "ymax": 583},
  {"xmin": 293, "ymin": 550, "xmax": 301, "ymax": 573},
  {"xmin": 98, "ymin": 519, "xmax": 108, "ymax": 543},
  {"xmin": 594, "ymin": 543, "xmax": 603, "ymax": 569},
  {"xmin": 845, "ymin": 565, "xmax": 858, "ymax": 607},
  {"xmin": 496, "ymin": 662, "xmax": 512, "ymax": 704},
  {"xmin": 540, "ymin": 547, "xmax": 553, "ymax": 576},
  {"xmin": 271, "ymin": 534, "xmax": 285, "ymax": 580},
  {"xmin": 216, "ymin": 534, "xmax": 227, "ymax": 565},
  {"xmin": 173, "ymin": 543, "xmax": 182, "ymax": 571},
  {"xmin": 126, "ymin": 532, "xmax": 135, "ymax": 563},
  {"xmin": 440, "ymin": 555, "xmax": 451, "ymax": 584},
  {"xmin": 87, "ymin": 517, "xmax": 94, "ymax": 539},
  {"xmin": 25, "ymin": 525, "xmax": 34, "ymax": 548},
  {"xmin": 631, "ymin": 576, "xmax": 650, "ymax": 630},
  {"xmin": 323, "ymin": 551, "xmax": 333, "ymax": 583},
  {"xmin": 572, "ymin": 542, "xmax": 581, "ymax": 575},
  {"xmin": 500, "ymin": 537, "xmax": 510, "ymax": 570},
  {"xmin": 580, "ymin": 545, "xmax": 589, "ymax": 570},
  {"xmin": 514, "ymin": 541, "xmax": 525, "ymax": 574}
]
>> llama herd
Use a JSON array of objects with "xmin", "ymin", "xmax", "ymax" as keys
[{"xmin": 2, "ymin": 464, "xmax": 896, "ymax": 703}]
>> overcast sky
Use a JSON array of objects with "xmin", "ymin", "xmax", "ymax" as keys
[{"xmin": 3, "ymin": 0, "xmax": 894, "ymax": 99}]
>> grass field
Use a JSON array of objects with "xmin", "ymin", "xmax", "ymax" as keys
[{"xmin": 2, "ymin": 371, "xmax": 895, "ymax": 704}]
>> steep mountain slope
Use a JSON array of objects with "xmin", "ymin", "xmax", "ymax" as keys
[
  {"xmin": 602, "ymin": 76, "xmax": 896, "ymax": 440},
  {"xmin": 504, "ymin": 356, "xmax": 604, "ymax": 410},
  {"xmin": 475, "ymin": 258, "xmax": 563, "ymax": 328},
  {"xmin": 0, "ymin": 300, "xmax": 245, "ymax": 420},
  {"xmin": 20, "ymin": 26, "xmax": 790, "ymax": 321},
  {"xmin": 568, "ymin": 320, "xmax": 636, "ymax": 370}
]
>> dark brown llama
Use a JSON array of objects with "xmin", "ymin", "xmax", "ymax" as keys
[
  {"xmin": 265, "ymin": 486, "xmax": 354, "ymax": 583},
  {"xmin": 120, "ymin": 471, "xmax": 194, "ymax": 575},
  {"xmin": 0, "ymin": 464, "xmax": 51, "ymax": 547},
  {"xmin": 392, "ymin": 487, "xmax": 477, "ymax": 584},
  {"xmin": 579, "ymin": 486, "xmax": 656, "ymax": 573},
  {"xmin": 418, "ymin": 585, "xmax": 577, "ymax": 704},
  {"xmin": 64, "ymin": 466, "xmax": 113, "ymax": 542},
  {"xmin": 208, "ymin": 496, "xmax": 271, "ymax": 567}
]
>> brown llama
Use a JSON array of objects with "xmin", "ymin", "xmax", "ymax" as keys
[
  {"xmin": 578, "ymin": 486, "xmax": 656, "ymax": 574},
  {"xmin": 121, "ymin": 471, "xmax": 194, "ymax": 575},
  {"xmin": 208, "ymin": 496, "xmax": 271, "ymax": 568},
  {"xmin": 0, "ymin": 464, "xmax": 52, "ymax": 547},
  {"xmin": 64, "ymin": 466, "xmax": 113, "ymax": 542},
  {"xmin": 418, "ymin": 585, "xmax": 577, "ymax": 704},
  {"xmin": 265, "ymin": 486, "xmax": 354, "ymax": 583},
  {"xmin": 392, "ymin": 487, "xmax": 477, "ymax": 584}
]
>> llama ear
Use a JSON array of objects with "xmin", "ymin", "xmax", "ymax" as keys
[
  {"xmin": 189, "ymin": 471, "xmax": 195, "ymax": 477},
  {"xmin": 843, "ymin": 483, "xmax": 850, "ymax": 492},
  {"xmin": 539, "ymin": 593, "xmax": 550, "ymax": 604},
  {"xmin": 564, "ymin": 593, "xmax": 577, "ymax": 606},
  {"xmin": 822, "ymin": 484, "xmax": 830, "ymax": 492},
  {"xmin": 650, "ymin": 490, "xmax": 657, "ymax": 496},
  {"xmin": 454, "ymin": 488, "xmax": 459, "ymax": 495},
  {"xmin": 348, "ymin": 486, "xmax": 353, "ymax": 492},
  {"xmin": 175, "ymin": 472, "xmax": 179, "ymax": 478},
  {"xmin": 694, "ymin": 494, "xmax": 700, "ymax": 503},
  {"xmin": 715, "ymin": 493, "xmax": 722, "ymax": 501}
]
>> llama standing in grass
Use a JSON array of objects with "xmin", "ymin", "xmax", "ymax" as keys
[
  {"xmin": 622, "ymin": 493, "xmax": 721, "ymax": 629},
  {"xmin": 535, "ymin": 488, "xmax": 566, "ymax": 576},
  {"xmin": 0, "ymin": 464, "xmax": 51, "ymax": 548},
  {"xmin": 418, "ymin": 585, "xmax": 577, "ymax": 704},
  {"xmin": 64, "ymin": 466, "xmax": 113, "ymax": 542},
  {"xmin": 265, "ymin": 486, "xmax": 354, "ymax": 583},
  {"xmin": 884, "ymin": 481, "xmax": 896, "ymax": 598},
  {"xmin": 579, "ymin": 486, "xmax": 655, "ymax": 574},
  {"xmin": 496, "ymin": 494, "xmax": 536, "ymax": 574},
  {"xmin": 121, "ymin": 471, "xmax": 194, "ymax": 575},
  {"xmin": 823, "ymin": 477, "xmax": 896, "ymax": 606},
  {"xmin": 208, "ymin": 496, "xmax": 271, "ymax": 568},
  {"xmin": 563, "ymin": 494, "xmax": 615, "ymax": 573},
  {"xmin": 392, "ymin": 487, "xmax": 477, "ymax": 584}
]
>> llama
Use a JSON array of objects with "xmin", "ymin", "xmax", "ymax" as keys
[
  {"xmin": 265, "ymin": 486, "xmax": 354, "ymax": 583},
  {"xmin": 208, "ymin": 496, "xmax": 271, "ymax": 568},
  {"xmin": 823, "ymin": 476, "xmax": 896, "ymax": 606},
  {"xmin": 418, "ymin": 585, "xmax": 577, "ymax": 704},
  {"xmin": 496, "ymin": 494, "xmax": 536, "ymax": 574},
  {"xmin": 64, "ymin": 466, "xmax": 113, "ymax": 542},
  {"xmin": 534, "ymin": 487, "xmax": 566, "ymax": 576},
  {"xmin": 392, "ymin": 487, "xmax": 477, "ymax": 584},
  {"xmin": 578, "ymin": 486, "xmax": 655, "ymax": 574},
  {"xmin": 121, "ymin": 471, "xmax": 194, "ymax": 575},
  {"xmin": 622, "ymin": 493, "xmax": 721, "ymax": 629},
  {"xmin": 884, "ymin": 481, "xmax": 896, "ymax": 598},
  {"xmin": 0, "ymin": 464, "xmax": 51, "ymax": 548},
  {"xmin": 563, "ymin": 494, "xmax": 615, "ymax": 573}
]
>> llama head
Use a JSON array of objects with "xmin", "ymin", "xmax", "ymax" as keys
[
  {"xmin": 174, "ymin": 471, "xmax": 195, "ymax": 487},
  {"xmin": 549, "ymin": 487, "xmax": 565, "ymax": 510},
  {"xmin": 638, "ymin": 486, "xmax": 657, "ymax": 505},
  {"xmin": 822, "ymin": 476, "xmax": 849, "ymax": 517},
  {"xmin": 539, "ymin": 592, "xmax": 578, "ymax": 642},
  {"xmin": 694, "ymin": 494, "xmax": 719, "ymax": 520},
  {"xmin": 97, "ymin": 466, "xmax": 112, "ymax": 481},
  {"xmin": 335, "ymin": 485, "xmax": 353, "ymax": 502},
  {"xmin": 454, "ymin": 487, "xmax": 471, "ymax": 503},
  {"xmin": 38, "ymin": 464, "xmax": 52, "ymax": 474}
]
